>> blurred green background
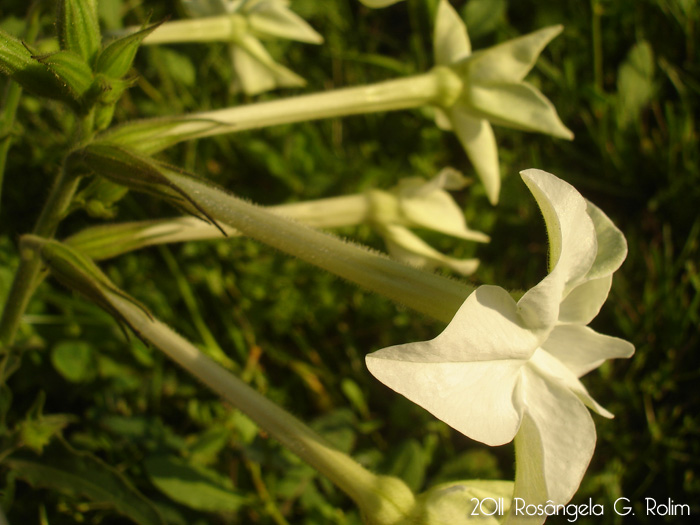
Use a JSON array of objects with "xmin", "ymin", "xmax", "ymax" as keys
[{"xmin": 0, "ymin": 0, "xmax": 698, "ymax": 523}]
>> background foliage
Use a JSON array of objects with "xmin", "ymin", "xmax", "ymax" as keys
[{"xmin": 0, "ymin": 0, "xmax": 698, "ymax": 523}]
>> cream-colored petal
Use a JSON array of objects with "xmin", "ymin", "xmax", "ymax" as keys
[
  {"xmin": 232, "ymin": 35, "xmax": 305, "ymax": 94},
  {"xmin": 541, "ymin": 324, "xmax": 635, "ymax": 378},
  {"xmin": 529, "ymin": 348, "xmax": 612, "ymax": 418},
  {"xmin": 380, "ymin": 224, "xmax": 480, "ymax": 275},
  {"xmin": 510, "ymin": 365, "xmax": 597, "ymax": 509},
  {"xmin": 558, "ymin": 275, "xmax": 612, "ymax": 324},
  {"xmin": 399, "ymin": 182, "xmax": 490, "ymax": 242},
  {"xmin": 247, "ymin": 4, "xmax": 323, "ymax": 43},
  {"xmin": 449, "ymin": 109, "xmax": 500, "ymax": 205},
  {"xmin": 518, "ymin": 170, "xmax": 597, "ymax": 329},
  {"xmin": 434, "ymin": 0, "xmax": 471, "ymax": 66},
  {"xmin": 584, "ymin": 200, "xmax": 628, "ymax": 280},
  {"xmin": 468, "ymin": 26, "xmax": 563, "ymax": 84},
  {"xmin": 367, "ymin": 343, "xmax": 526, "ymax": 446},
  {"xmin": 467, "ymin": 82, "xmax": 573, "ymax": 139}
]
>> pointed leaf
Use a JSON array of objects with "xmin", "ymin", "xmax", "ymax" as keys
[
  {"xmin": 96, "ymin": 22, "xmax": 162, "ymax": 79},
  {"xmin": 144, "ymin": 455, "xmax": 247, "ymax": 512},
  {"xmin": 6, "ymin": 439, "xmax": 165, "ymax": 525}
]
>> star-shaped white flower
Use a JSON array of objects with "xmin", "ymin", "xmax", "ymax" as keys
[
  {"xmin": 366, "ymin": 169, "xmax": 634, "ymax": 511},
  {"xmin": 367, "ymin": 168, "xmax": 489, "ymax": 275},
  {"xmin": 181, "ymin": 0, "xmax": 322, "ymax": 94},
  {"xmin": 433, "ymin": 0, "xmax": 573, "ymax": 204}
]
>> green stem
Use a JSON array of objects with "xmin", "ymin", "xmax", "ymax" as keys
[
  {"xmin": 106, "ymin": 67, "xmax": 463, "ymax": 153},
  {"xmin": 0, "ymin": 116, "xmax": 93, "ymax": 359},
  {"xmin": 0, "ymin": 1, "xmax": 42, "ymax": 213}
]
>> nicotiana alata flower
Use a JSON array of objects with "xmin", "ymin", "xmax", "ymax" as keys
[
  {"xmin": 148, "ymin": 0, "xmax": 323, "ymax": 94},
  {"xmin": 433, "ymin": 0, "xmax": 573, "ymax": 204},
  {"xmin": 366, "ymin": 169, "xmax": 634, "ymax": 513},
  {"xmin": 366, "ymin": 168, "xmax": 489, "ymax": 275}
]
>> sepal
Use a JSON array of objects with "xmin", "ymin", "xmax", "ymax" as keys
[
  {"xmin": 96, "ymin": 22, "xmax": 162, "ymax": 79},
  {"xmin": 56, "ymin": 0, "xmax": 101, "ymax": 64},
  {"xmin": 70, "ymin": 143, "xmax": 225, "ymax": 233},
  {"xmin": 21, "ymin": 236, "xmax": 153, "ymax": 337}
]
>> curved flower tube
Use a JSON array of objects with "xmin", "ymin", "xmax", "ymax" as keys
[{"xmin": 366, "ymin": 169, "xmax": 634, "ymax": 515}]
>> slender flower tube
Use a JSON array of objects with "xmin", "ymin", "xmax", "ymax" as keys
[
  {"xmin": 24, "ymin": 236, "xmax": 415, "ymax": 525},
  {"xmin": 137, "ymin": 0, "xmax": 323, "ymax": 94},
  {"xmin": 103, "ymin": 4, "xmax": 570, "ymax": 197},
  {"xmin": 67, "ymin": 168, "xmax": 487, "ymax": 274},
  {"xmin": 365, "ymin": 169, "xmax": 634, "ymax": 517}
]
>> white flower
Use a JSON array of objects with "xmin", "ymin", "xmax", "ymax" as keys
[
  {"xmin": 367, "ymin": 168, "xmax": 489, "ymax": 275},
  {"xmin": 433, "ymin": 0, "xmax": 573, "ymax": 204},
  {"xmin": 366, "ymin": 169, "xmax": 634, "ymax": 511},
  {"xmin": 181, "ymin": 0, "xmax": 322, "ymax": 94}
]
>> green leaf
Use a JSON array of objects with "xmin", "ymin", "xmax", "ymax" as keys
[
  {"xmin": 617, "ymin": 40, "xmax": 655, "ymax": 129},
  {"xmin": 5, "ymin": 438, "xmax": 165, "ymax": 525},
  {"xmin": 56, "ymin": 0, "xmax": 101, "ymax": 64},
  {"xmin": 96, "ymin": 22, "xmax": 162, "ymax": 79},
  {"xmin": 144, "ymin": 455, "xmax": 247, "ymax": 512},
  {"xmin": 50, "ymin": 340, "xmax": 96, "ymax": 382},
  {"xmin": 17, "ymin": 391, "xmax": 75, "ymax": 453}
]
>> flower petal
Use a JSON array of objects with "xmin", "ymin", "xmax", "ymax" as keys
[
  {"xmin": 398, "ymin": 174, "xmax": 490, "ymax": 242},
  {"xmin": 468, "ymin": 26, "xmax": 563, "ymax": 84},
  {"xmin": 467, "ymin": 82, "xmax": 573, "ymax": 139},
  {"xmin": 366, "ymin": 350, "xmax": 525, "ymax": 446},
  {"xmin": 558, "ymin": 275, "xmax": 612, "ymax": 324},
  {"xmin": 511, "ymin": 365, "xmax": 597, "ymax": 508},
  {"xmin": 585, "ymin": 200, "xmax": 628, "ymax": 280},
  {"xmin": 379, "ymin": 224, "xmax": 480, "ymax": 275},
  {"xmin": 232, "ymin": 35, "xmax": 305, "ymax": 94},
  {"xmin": 529, "ymin": 348, "xmax": 612, "ymax": 418},
  {"xmin": 517, "ymin": 170, "xmax": 597, "ymax": 329},
  {"xmin": 247, "ymin": 3, "xmax": 323, "ymax": 43},
  {"xmin": 541, "ymin": 324, "xmax": 635, "ymax": 378},
  {"xmin": 434, "ymin": 0, "xmax": 471, "ymax": 66},
  {"xmin": 366, "ymin": 285, "xmax": 549, "ymax": 445},
  {"xmin": 449, "ymin": 109, "xmax": 500, "ymax": 205}
]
